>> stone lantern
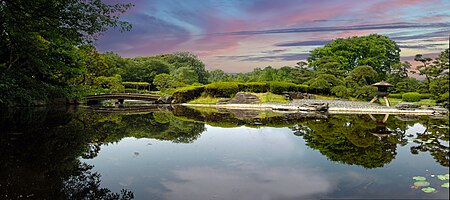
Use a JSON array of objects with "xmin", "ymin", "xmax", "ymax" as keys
[{"xmin": 369, "ymin": 81, "xmax": 393, "ymax": 107}]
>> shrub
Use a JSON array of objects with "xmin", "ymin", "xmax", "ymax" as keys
[
  {"xmin": 355, "ymin": 85, "xmax": 377, "ymax": 100},
  {"xmin": 296, "ymin": 84, "xmax": 309, "ymax": 93},
  {"xmin": 438, "ymin": 91, "xmax": 449, "ymax": 102},
  {"xmin": 420, "ymin": 93, "xmax": 432, "ymax": 99},
  {"xmin": 172, "ymin": 86, "xmax": 205, "ymax": 103},
  {"xmin": 388, "ymin": 93, "xmax": 402, "ymax": 99},
  {"xmin": 238, "ymin": 82, "xmax": 269, "ymax": 93},
  {"xmin": 331, "ymin": 85, "xmax": 350, "ymax": 98},
  {"xmin": 402, "ymin": 92, "xmax": 421, "ymax": 102},
  {"xmin": 204, "ymin": 82, "xmax": 239, "ymax": 97},
  {"xmin": 269, "ymin": 82, "xmax": 297, "ymax": 94}
]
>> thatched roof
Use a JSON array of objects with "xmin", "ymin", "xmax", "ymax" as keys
[{"xmin": 372, "ymin": 81, "xmax": 393, "ymax": 87}]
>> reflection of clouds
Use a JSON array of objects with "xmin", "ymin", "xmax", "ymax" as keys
[{"xmin": 161, "ymin": 160, "xmax": 333, "ymax": 200}]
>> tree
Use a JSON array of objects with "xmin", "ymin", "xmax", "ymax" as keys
[
  {"xmin": 122, "ymin": 57, "xmax": 170, "ymax": 88},
  {"xmin": 0, "ymin": 0, "xmax": 132, "ymax": 106},
  {"xmin": 208, "ymin": 69, "xmax": 231, "ymax": 83},
  {"xmin": 153, "ymin": 73, "xmax": 173, "ymax": 91},
  {"xmin": 345, "ymin": 65, "xmax": 378, "ymax": 86},
  {"xmin": 308, "ymin": 34, "xmax": 400, "ymax": 79},
  {"xmin": 160, "ymin": 52, "xmax": 209, "ymax": 84},
  {"xmin": 414, "ymin": 54, "xmax": 433, "ymax": 92}
]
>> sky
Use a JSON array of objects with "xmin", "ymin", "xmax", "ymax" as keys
[{"xmin": 96, "ymin": 0, "xmax": 450, "ymax": 73}]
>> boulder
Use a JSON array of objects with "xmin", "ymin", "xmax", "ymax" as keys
[
  {"xmin": 286, "ymin": 92, "xmax": 315, "ymax": 99},
  {"xmin": 157, "ymin": 95, "xmax": 173, "ymax": 104},
  {"xmin": 227, "ymin": 92, "xmax": 260, "ymax": 104},
  {"xmin": 395, "ymin": 102, "xmax": 420, "ymax": 110}
]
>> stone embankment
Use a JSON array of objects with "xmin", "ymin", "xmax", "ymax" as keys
[{"xmin": 184, "ymin": 99, "xmax": 449, "ymax": 116}]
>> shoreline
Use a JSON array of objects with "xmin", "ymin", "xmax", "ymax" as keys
[{"xmin": 182, "ymin": 100, "xmax": 448, "ymax": 116}]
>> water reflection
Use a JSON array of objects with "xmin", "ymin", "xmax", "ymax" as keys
[
  {"xmin": 1, "ymin": 106, "xmax": 448, "ymax": 199},
  {"xmin": 0, "ymin": 107, "xmax": 133, "ymax": 199}
]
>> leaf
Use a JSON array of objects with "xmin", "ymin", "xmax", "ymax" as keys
[
  {"xmin": 413, "ymin": 176, "xmax": 427, "ymax": 181},
  {"xmin": 441, "ymin": 183, "xmax": 449, "ymax": 188},
  {"xmin": 414, "ymin": 181, "xmax": 430, "ymax": 187},
  {"xmin": 421, "ymin": 187, "xmax": 436, "ymax": 193},
  {"xmin": 437, "ymin": 174, "xmax": 449, "ymax": 180}
]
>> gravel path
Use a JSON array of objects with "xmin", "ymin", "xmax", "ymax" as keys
[{"xmin": 281, "ymin": 99, "xmax": 394, "ymax": 109}]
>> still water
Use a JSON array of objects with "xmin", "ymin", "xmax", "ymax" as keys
[{"xmin": 1, "ymin": 106, "xmax": 449, "ymax": 199}]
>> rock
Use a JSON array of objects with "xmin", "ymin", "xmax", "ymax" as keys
[
  {"xmin": 395, "ymin": 102, "xmax": 420, "ymax": 110},
  {"xmin": 227, "ymin": 92, "xmax": 260, "ymax": 104},
  {"xmin": 157, "ymin": 95, "xmax": 173, "ymax": 104},
  {"xmin": 217, "ymin": 98, "xmax": 230, "ymax": 104},
  {"xmin": 428, "ymin": 106, "xmax": 449, "ymax": 115},
  {"xmin": 286, "ymin": 92, "xmax": 315, "ymax": 99}
]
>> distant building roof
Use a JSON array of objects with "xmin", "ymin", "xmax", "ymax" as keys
[{"xmin": 372, "ymin": 81, "xmax": 393, "ymax": 87}]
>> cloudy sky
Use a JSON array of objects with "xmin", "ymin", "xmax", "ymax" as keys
[{"xmin": 96, "ymin": 0, "xmax": 450, "ymax": 72}]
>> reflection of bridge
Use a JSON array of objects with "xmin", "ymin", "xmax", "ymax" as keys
[{"xmin": 86, "ymin": 93, "xmax": 161, "ymax": 105}]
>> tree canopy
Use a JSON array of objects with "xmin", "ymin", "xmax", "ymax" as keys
[{"xmin": 0, "ymin": 0, "xmax": 132, "ymax": 105}]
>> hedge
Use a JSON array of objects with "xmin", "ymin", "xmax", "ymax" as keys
[
  {"xmin": 388, "ymin": 93, "xmax": 403, "ymax": 99},
  {"xmin": 238, "ymin": 82, "xmax": 269, "ymax": 93},
  {"xmin": 172, "ymin": 86, "xmax": 205, "ymax": 103},
  {"xmin": 296, "ymin": 84, "xmax": 309, "ymax": 93},
  {"xmin": 204, "ymin": 82, "xmax": 239, "ymax": 97},
  {"xmin": 269, "ymin": 82, "xmax": 298, "ymax": 94},
  {"xmin": 419, "ymin": 93, "xmax": 432, "ymax": 99},
  {"xmin": 402, "ymin": 92, "xmax": 421, "ymax": 102}
]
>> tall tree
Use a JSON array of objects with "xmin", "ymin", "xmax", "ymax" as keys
[
  {"xmin": 0, "ymin": 0, "xmax": 132, "ymax": 106},
  {"xmin": 414, "ymin": 54, "xmax": 433, "ymax": 92},
  {"xmin": 308, "ymin": 34, "xmax": 400, "ymax": 79}
]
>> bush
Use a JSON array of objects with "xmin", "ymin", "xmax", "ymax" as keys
[
  {"xmin": 402, "ymin": 92, "xmax": 421, "ymax": 102},
  {"xmin": 204, "ymin": 82, "xmax": 239, "ymax": 97},
  {"xmin": 438, "ymin": 91, "xmax": 449, "ymax": 102},
  {"xmin": 238, "ymin": 82, "xmax": 269, "ymax": 93},
  {"xmin": 420, "ymin": 93, "xmax": 432, "ymax": 99},
  {"xmin": 172, "ymin": 86, "xmax": 205, "ymax": 103},
  {"xmin": 388, "ymin": 93, "xmax": 402, "ymax": 99},
  {"xmin": 269, "ymin": 82, "xmax": 297, "ymax": 94},
  {"xmin": 331, "ymin": 85, "xmax": 350, "ymax": 98},
  {"xmin": 296, "ymin": 84, "xmax": 309, "ymax": 93}
]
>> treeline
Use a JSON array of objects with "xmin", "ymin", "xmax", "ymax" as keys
[
  {"xmin": 80, "ymin": 34, "xmax": 448, "ymax": 103},
  {"xmin": 0, "ymin": 0, "xmax": 448, "ymax": 106}
]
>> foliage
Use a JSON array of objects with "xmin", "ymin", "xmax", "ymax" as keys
[
  {"xmin": 355, "ymin": 85, "xmax": 377, "ymax": 100},
  {"xmin": 238, "ymin": 82, "xmax": 270, "ymax": 93},
  {"xmin": 308, "ymin": 34, "xmax": 400, "ymax": 79},
  {"xmin": 172, "ymin": 86, "xmax": 205, "ymax": 103},
  {"xmin": 388, "ymin": 93, "xmax": 403, "ymax": 99},
  {"xmin": 160, "ymin": 52, "xmax": 209, "ymax": 84},
  {"xmin": 205, "ymin": 82, "xmax": 239, "ymax": 97},
  {"xmin": 269, "ymin": 82, "xmax": 298, "ymax": 94},
  {"xmin": 122, "ymin": 57, "xmax": 170, "ymax": 89},
  {"xmin": 208, "ymin": 69, "xmax": 232, "ymax": 82},
  {"xmin": 91, "ymin": 75, "xmax": 124, "ymax": 93},
  {"xmin": 331, "ymin": 85, "xmax": 350, "ymax": 98},
  {"xmin": 402, "ymin": 92, "xmax": 422, "ymax": 102},
  {"xmin": 0, "ymin": 0, "xmax": 132, "ymax": 106},
  {"xmin": 253, "ymin": 92, "xmax": 289, "ymax": 103},
  {"xmin": 188, "ymin": 96, "xmax": 221, "ymax": 104},
  {"xmin": 153, "ymin": 73, "xmax": 173, "ymax": 91}
]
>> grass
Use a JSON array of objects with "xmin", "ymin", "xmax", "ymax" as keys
[
  {"xmin": 253, "ymin": 92, "xmax": 289, "ymax": 103},
  {"xmin": 188, "ymin": 95, "xmax": 222, "ymax": 104}
]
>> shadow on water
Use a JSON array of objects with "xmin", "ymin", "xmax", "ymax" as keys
[
  {"xmin": 0, "ymin": 106, "xmax": 134, "ymax": 199},
  {"xmin": 1, "ymin": 105, "xmax": 448, "ymax": 198}
]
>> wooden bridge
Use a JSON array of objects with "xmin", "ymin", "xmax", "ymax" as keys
[{"xmin": 86, "ymin": 93, "xmax": 161, "ymax": 105}]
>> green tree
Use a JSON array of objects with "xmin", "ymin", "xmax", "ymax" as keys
[
  {"xmin": 160, "ymin": 52, "xmax": 209, "ymax": 84},
  {"xmin": 208, "ymin": 69, "xmax": 232, "ymax": 82},
  {"xmin": 308, "ymin": 34, "xmax": 400, "ymax": 79},
  {"xmin": 0, "ymin": 0, "xmax": 132, "ymax": 106},
  {"xmin": 414, "ymin": 54, "xmax": 433, "ymax": 92},
  {"xmin": 122, "ymin": 57, "xmax": 170, "ymax": 88},
  {"xmin": 153, "ymin": 73, "xmax": 173, "ymax": 91}
]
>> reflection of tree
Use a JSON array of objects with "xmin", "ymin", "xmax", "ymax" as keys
[
  {"xmin": 78, "ymin": 110, "xmax": 206, "ymax": 144},
  {"xmin": 0, "ymin": 108, "xmax": 133, "ymax": 199},
  {"xmin": 63, "ymin": 163, "xmax": 133, "ymax": 200},
  {"xmin": 410, "ymin": 117, "xmax": 449, "ymax": 167},
  {"xmin": 292, "ymin": 115, "xmax": 398, "ymax": 169}
]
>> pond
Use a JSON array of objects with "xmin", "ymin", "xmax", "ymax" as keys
[{"xmin": 1, "ymin": 106, "xmax": 449, "ymax": 199}]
